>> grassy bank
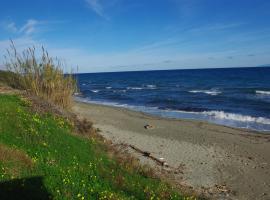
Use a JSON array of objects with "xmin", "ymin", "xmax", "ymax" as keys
[{"xmin": 0, "ymin": 94, "xmax": 194, "ymax": 200}]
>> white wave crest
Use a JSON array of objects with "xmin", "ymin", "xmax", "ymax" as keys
[
  {"xmin": 127, "ymin": 87, "xmax": 143, "ymax": 90},
  {"xmin": 146, "ymin": 84, "xmax": 157, "ymax": 89},
  {"xmin": 256, "ymin": 90, "xmax": 270, "ymax": 95},
  {"xmin": 113, "ymin": 90, "xmax": 126, "ymax": 93},
  {"xmin": 91, "ymin": 90, "xmax": 99, "ymax": 93},
  {"xmin": 106, "ymin": 86, "xmax": 112, "ymax": 89},
  {"xmin": 189, "ymin": 90, "xmax": 221, "ymax": 96},
  {"xmin": 202, "ymin": 111, "xmax": 270, "ymax": 125}
]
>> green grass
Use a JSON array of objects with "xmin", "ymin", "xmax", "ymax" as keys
[{"xmin": 0, "ymin": 94, "xmax": 193, "ymax": 200}]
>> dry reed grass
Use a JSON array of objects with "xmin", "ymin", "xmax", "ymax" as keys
[{"xmin": 4, "ymin": 40, "xmax": 76, "ymax": 108}]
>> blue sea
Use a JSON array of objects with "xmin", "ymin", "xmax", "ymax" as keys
[{"xmin": 75, "ymin": 67, "xmax": 270, "ymax": 132}]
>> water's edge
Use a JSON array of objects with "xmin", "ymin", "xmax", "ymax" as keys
[{"xmin": 74, "ymin": 96, "xmax": 270, "ymax": 134}]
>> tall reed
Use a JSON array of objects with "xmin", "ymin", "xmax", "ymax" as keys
[{"xmin": 4, "ymin": 41, "xmax": 76, "ymax": 108}]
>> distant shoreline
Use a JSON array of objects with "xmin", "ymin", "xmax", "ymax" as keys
[
  {"xmin": 73, "ymin": 100, "xmax": 270, "ymax": 200},
  {"xmin": 74, "ymin": 65, "xmax": 270, "ymax": 75}
]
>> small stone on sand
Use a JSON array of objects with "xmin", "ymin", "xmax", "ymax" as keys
[{"xmin": 144, "ymin": 124, "xmax": 154, "ymax": 129}]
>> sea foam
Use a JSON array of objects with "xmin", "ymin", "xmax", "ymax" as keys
[
  {"xmin": 189, "ymin": 89, "xmax": 221, "ymax": 96},
  {"xmin": 146, "ymin": 84, "xmax": 157, "ymax": 89},
  {"xmin": 256, "ymin": 90, "xmax": 270, "ymax": 95},
  {"xmin": 127, "ymin": 87, "xmax": 143, "ymax": 90},
  {"xmin": 202, "ymin": 111, "xmax": 270, "ymax": 125}
]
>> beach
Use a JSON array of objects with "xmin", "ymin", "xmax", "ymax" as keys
[{"xmin": 73, "ymin": 101, "xmax": 270, "ymax": 200}]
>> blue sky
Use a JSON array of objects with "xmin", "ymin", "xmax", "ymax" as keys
[{"xmin": 0, "ymin": 0, "xmax": 270, "ymax": 72}]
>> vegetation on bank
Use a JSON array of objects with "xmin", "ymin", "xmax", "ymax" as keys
[
  {"xmin": 4, "ymin": 41, "xmax": 76, "ymax": 108},
  {"xmin": 0, "ymin": 94, "xmax": 196, "ymax": 199}
]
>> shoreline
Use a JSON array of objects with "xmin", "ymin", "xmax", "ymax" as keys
[
  {"xmin": 73, "ymin": 100, "xmax": 270, "ymax": 200},
  {"xmin": 74, "ymin": 97, "xmax": 270, "ymax": 133},
  {"xmin": 75, "ymin": 97, "xmax": 270, "ymax": 134}
]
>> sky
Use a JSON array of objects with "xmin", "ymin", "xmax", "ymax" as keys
[{"xmin": 0, "ymin": 0, "xmax": 270, "ymax": 73}]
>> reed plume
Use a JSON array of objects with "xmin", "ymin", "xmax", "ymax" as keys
[{"xmin": 4, "ymin": 40, "xmax": 76, "ymax": 108}]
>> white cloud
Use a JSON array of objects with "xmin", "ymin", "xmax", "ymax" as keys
[
  {"xmin": 85, "ymin": 0, "xmax": 109, "ymax": 19},
  {"xmin": 2, "ymin": 19, "xmax": 39, "ymax": 35},
  {"xmin": 19, "ymin": 19, "xmax": 39, "ymax": 35},
  {"xmin": 187, "ymin": 23, "xmax": 245, "ymax": 34},
  {"xmin": 1, "ymin": 19, "xmax": 56, "ymax": 36}
]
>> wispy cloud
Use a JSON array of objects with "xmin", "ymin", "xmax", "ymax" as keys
[
  {"xmin": 19, "ymin": 19, "xmax": 39, "ymax": 35},
  {"xmin": 2, "ymin": 19, "xmax": 65, "ymax": 36},
  {"xmin": 6, "ymin": 22, "xmax": 17, "ymax": 33},
  {"xmin": 188, "ymin": 22, "xmax": 245, "ymax": 34},
  {"xmin": 2, "ymin": 19, "xmax": 40, "ymax": 35},
  {"xmin": 85, "ymin": 0, "xmax": 108, "ymax": 19}
]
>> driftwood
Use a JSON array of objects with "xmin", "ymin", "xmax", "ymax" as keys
[
  {"xmin": 116, "ymin": 143, "xmax": 167, "ymax": 166},
  {"xmin": 129, "ymin": 145, "xmax": 151, "ymax": 156},
  {"xmin": 127, "ymin": 144, "xmax": 168, "ymax": 167},
  {"xmin": 113, "ymin": 143, "xmax": 188, "ymax": 176}
]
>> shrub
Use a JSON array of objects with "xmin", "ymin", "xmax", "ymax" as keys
[{"xmin": 4, "ymin": 40, "xmax": 76, "ymax": 108}]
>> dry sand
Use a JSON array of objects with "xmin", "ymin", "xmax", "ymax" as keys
[{"xmin": 73, "ymin": 101, "xmax": 270, "ymax": 200}]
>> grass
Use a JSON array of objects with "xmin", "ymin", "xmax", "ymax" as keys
[
  {"xmin": 4, "ymin": 41, "xmax": 76, "ymax": 108},
  {"xmin": 0, "ymin": 94, "xmax": 196, "ymax": 200}
]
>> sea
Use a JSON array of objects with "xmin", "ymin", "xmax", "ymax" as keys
[{"xmin": 74, "ymin": 67, "xmax": 270, "ymax": 132}]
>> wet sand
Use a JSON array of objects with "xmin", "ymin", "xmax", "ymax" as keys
[{"xmin": 73, "ymin": 101, "xmax": 270, "ymax": 200}]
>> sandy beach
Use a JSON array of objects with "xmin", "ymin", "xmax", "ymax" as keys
[{"xmin": 73, "ymin": 101, "xmax": 270, "ymax": 200}]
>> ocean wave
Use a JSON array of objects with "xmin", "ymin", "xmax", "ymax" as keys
[
  {"xmin": 202, "ymin": 111, "xmax": 270, "ymax": 125},
  {"xmin": 127, "ymin": 85, "xmax": 157, "ymax": 90},
  {"xmin": 256, "ymin": 90, "xmax": 270, "ymax": 95},
  {"xmin": 91, "ymin": 90, "xmax": 99, "ymax": 93},
  {"xmin": 113, "ymin": 90, "xmax": 126, "ymax": 93},
  {"xmin": 146, "ymin": 84, "xmax": 157, "ymax": 89},
  {"xmin": 106, "ymin": 86, "xmax": 112, "ymax": 89},
  {"xmin": 127, "ymin": 87, "xmax": 143, "ymax": 90},
  {"xmin": 189, "ymin": 89, "xmax": 221, "ymax": 96}
]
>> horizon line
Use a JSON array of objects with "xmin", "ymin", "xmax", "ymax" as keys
[{"xmin": 74, "ymin": 65, "xmax": 270, "ymax": 75}]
